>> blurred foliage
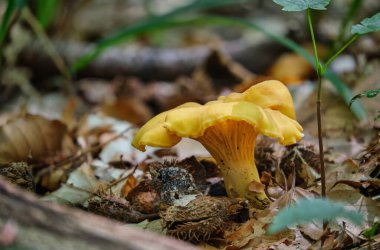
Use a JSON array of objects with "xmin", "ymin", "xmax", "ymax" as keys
[
  {"xmin": 268, "ymin": 198, "xmax": 363, "ymax": 234},
  {"xmin": 70, "ymin": 0, "xmax": 253, "ymax": 73},
  {"xmin": 352, "ymin": 12, "xmax": 380, "ymax": 35},
  {"xmin": 350, "ymin": 89, "xmax": 380, "ymax": 121},
  {"xmin": 36, "ymin": 0, "xmax": 60, "ymax": 29},
  {"xmin": 0, "ymin": 0, "xmax": 28, "ymax": 49},
  {"xmin": 273, "ymin": 0, "xmax": 331, "ymax": 11},
  {"xmin": 362, "ymin": 221, "xmax": 380, "ymax": 239},
  {"xmin": 0, "ymin": 0, "xmax": 374, "ymax": 120},
  {"xmin": 350, "ymin": 89, "xmax": 380, "ymax": 107}
]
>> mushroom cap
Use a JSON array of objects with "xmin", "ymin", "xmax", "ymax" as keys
[
  {"xmin": 218, "ymin": 80, "xmax": 296, "ymax": 119},
  {"xmin": 132, "ymin": 80, "xmax": 303, "ymax": 151}
]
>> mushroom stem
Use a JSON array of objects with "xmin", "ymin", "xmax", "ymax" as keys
[{"xmin": 198, "ymin": 120, "xmax": 269, "ymax": 209}]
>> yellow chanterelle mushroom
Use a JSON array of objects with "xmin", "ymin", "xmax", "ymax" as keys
[{"xmin": 132, "ymin": 80, "xmax": 303, "ymax": 208}]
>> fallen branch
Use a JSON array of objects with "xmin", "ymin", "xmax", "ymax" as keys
[
  {"xmin": 19, "ymin": 39, "xmax": 284, "ymax": 80},
  {"xmin": 0, "ymin": 177, "xmax": 198, "ymax": 250}
]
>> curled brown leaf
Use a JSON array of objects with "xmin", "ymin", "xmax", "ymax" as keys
[{"xmin": 0, "ymin": 114, "xmax": 74, "ymax": 164}]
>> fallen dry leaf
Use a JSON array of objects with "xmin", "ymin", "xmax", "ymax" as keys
[
  {"xmin": 280, "ymin": 144, "xmax": 320, "ymax": 188},
  {"xmin": 267, "ymin": 53, "xmax": 313, "ymax": 85},
  {"xmin": 256, "ymin": 187, "xmax": 316, "ymax": 221},
  {"xmin": 42, "ymin": 163, "xmax": 105, "ymax": 205},
  {"xmin": 76, "ymin": 113, "xmax": 152, "ymax": 165},
  {"xmin": 248, "ymin": 180, "xmax": 266, "ymax": 194},
  {"xmin": 245, "ymin": 229, "xmax": 300, "ymax": 250},
  {"xmin": 0, "ymin": 114, "xmax": 74, "ymax": 164},
  {"xmin": 193, "ymin": 49, "xmax": 254, "ymax": 90},
  {"xmin": 324, "ymin": 159, "xmax": 365, "ymax": 191},
  {"xmin": 61, "ymin": 97, "xmax": 78, "ymax": 130},
  {"xmin": 296, "ymin": 80, "xmax": 360, "ymax": 140},
  {"xmin": 331, "ymin": 180, "xmax": 380, "ymax": 199},
  {"xmin": 121, "ymin": 175, "xmax": 138, "ymax": 197},
  {"xmin": 101, "ymin": 97, "xmax": 152, "ymax": 126},
  {"xmin": 298, "ymin": 222, "xmax": 324, "ymax": 241},
  {"xmin": 224, "ymin": 219, "xmax": 257, "ymax": 248},
  {"xmin": 358, "ymin": 132, "xmax": 380, "ymax": 178}
]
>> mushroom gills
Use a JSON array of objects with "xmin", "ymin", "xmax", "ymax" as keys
[{"xmin": 198, "ymin": 120, "xmax": 270, "ymax": 209}]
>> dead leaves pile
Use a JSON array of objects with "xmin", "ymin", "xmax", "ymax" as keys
[
  {"xmin": 0, "ymin": 109, "xmax": 378, "ymax": 249},
  {"xmin": 0, "ymin": 51, "xmax": 379, "ymax": 249}
]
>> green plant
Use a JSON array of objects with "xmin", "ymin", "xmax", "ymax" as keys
[
  {"xmin": 272, "ymin": 1, "xmax": 380, "ymax": 209},
  {"xmin": 268, "ymin": 198, "xmax": 363, "ymax": 234},
  {"xmin": 0, "ymin": 0, "xmax": 28, "ymax": 63},
  {"xmin": 350, "ymin": 89, "xmax": 380, "ymax": 121},
  {"xmin": 36, "ymin": 0, "xmax": 60, "ymax": 29},
  {"xmin": 361, "ymin": 221, "xmax": 380, "ymax": 239},
  {"xmin": 0, "ymin": 1, "xmax": 72, "ymax": 92}
]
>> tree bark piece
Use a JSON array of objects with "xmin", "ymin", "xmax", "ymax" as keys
[{"xmin": 0, "ymin": 177, "xmax": 199, "ymax": 250}]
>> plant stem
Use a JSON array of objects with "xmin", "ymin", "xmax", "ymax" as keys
[
  {"xmin": 307, "ymin": 9, "xmax": 325, "ymax": 196},
  {"xmin": 316, "ymin": 75, "xmax": 325, "ymax": 198},
  {"xmin": 307, "ymin": 8, "xmax": 327, "ymax": 229},
  {"xmin": 322, "ymin": 34, "xmax": 359, "ymax": 74},
  {"xmin": 307, "ymin": 9, "xmax": 321, "ymax": 75}
]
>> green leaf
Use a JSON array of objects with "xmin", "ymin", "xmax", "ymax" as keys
[
  {"xmin": 375, "ymin": 111, "xmax": 380, "ymax": 121},
  {"xmin": 352, "ymin": 12, "xmax": 380, "ymax": 35},
  {"xmin": 362, "ymin": 221, "xmax": 380, "ymax": 238},
  {"xmin": 0, "ymin": 0, "xmax": 28, "ymax": 46},
  {"xmin": 268, "ymin": 198, "xmax": 363, "ymax": 234},
  {"xmin": 349, "ymin": 89, "xmax": 380, "ymax": 108},
  {"xmin": 272, "ymin": 0, "xmax": 331, "ymax": 11},
  {"xmin": 36, "ymin": 0, "xmax": 60, "ymax": 29}
]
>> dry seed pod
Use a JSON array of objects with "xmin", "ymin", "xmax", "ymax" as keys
[
  {"xmin": 160, "ymin": 196, "xmax": 248, "ymax": 243},
  {"xmin": 87, "ymin": 196, "xmax": 157, "ymax": 223},
  {"xmin": 126, "ymin": 180, "xmax": 161, "ymax": 214},
  {"xmin": 150, "ymin": 162, "xmax": 201, "ymax": 205}
]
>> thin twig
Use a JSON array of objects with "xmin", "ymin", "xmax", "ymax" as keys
[{"xmin": 110, "ymin": 163, "xmax": 139, "ymax": 187}]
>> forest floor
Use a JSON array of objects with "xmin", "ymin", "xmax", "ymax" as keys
[{"xmin": 0, "ymin": 1, "xmax": 379, "ymax": 249}]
